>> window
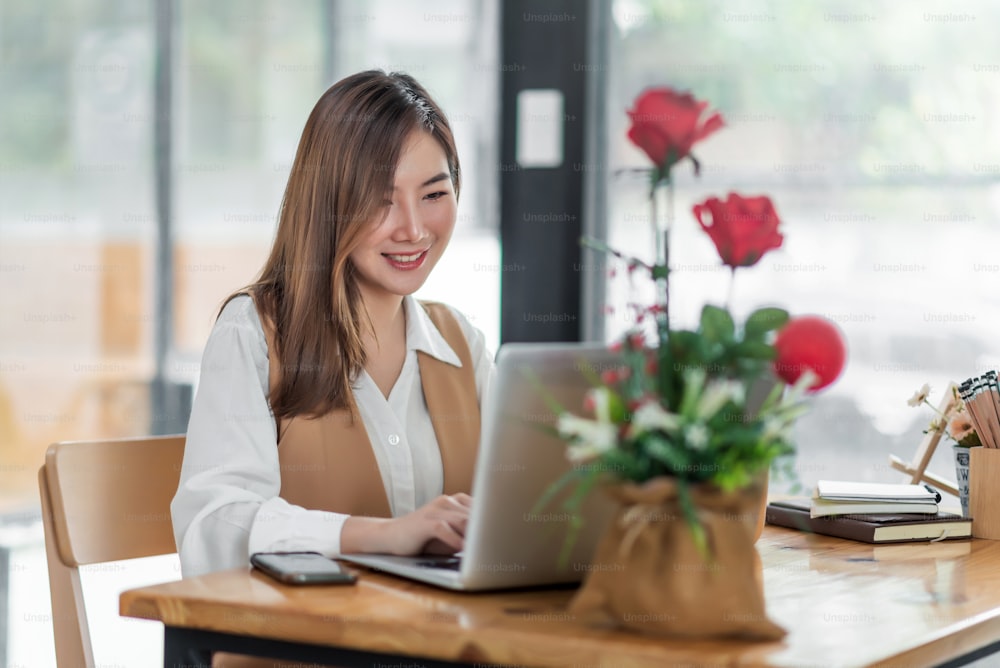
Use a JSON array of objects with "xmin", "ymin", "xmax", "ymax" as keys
[
  {"xmin": 603, "ymin": 0, "xmax": 998, "ymax": 493},
  {"xmin": 172, "ymin": 0, "xmax": 501, "ymax": 383},
  {"xmin": 0, "ymin": 0, "xmax": 157, "ymax": 499},
  {"xmin": 0, "ymin": 2, "xmax": 500, "ymax": 665},
  {"xmin": 0, "ymin": 0, "xmax": 501, "ymax": 500}
]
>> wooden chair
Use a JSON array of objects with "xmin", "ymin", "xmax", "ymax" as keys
[{"xmin": 38, "ymin": 435, "xmax": 185, "ymax": 668}]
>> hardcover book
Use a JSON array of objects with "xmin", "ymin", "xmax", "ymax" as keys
[
  {"xmin": 810, "ymin": 497, "xmax": 940, "ymax": 518},
  {"xmin": 766, "ymin": 498, "xmax": 971, "ymax": 544}
]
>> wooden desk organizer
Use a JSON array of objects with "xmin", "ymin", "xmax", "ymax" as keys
[{"xmin": 970, "ymin": 447, "xmax": 1000, "ymax": 539}]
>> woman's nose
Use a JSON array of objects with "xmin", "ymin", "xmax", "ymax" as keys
[{"xmin": 390, "ymin": 203, "xmax": 427, "ymax": 242}]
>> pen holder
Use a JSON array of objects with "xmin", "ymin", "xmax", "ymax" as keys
[{"xmin": 969, "ymin": 447, "xmax": 1000, "ymax": 539}]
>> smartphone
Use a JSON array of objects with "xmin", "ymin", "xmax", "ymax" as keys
[{"xmin": 250, "ymin": 551, "xmax": 357, "ymax": 585}]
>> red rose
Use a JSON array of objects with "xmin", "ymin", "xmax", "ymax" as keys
[
  {"xmin": 692, "ymin": 193, "xmax": 784, "ymax": 268},
  {"xmin": 626, "ymin": 87, "xmax": 724, "ymax": 172},
  {"xmin": 773, "ymin": 316, "xmax": 846, "ymax": 392}
]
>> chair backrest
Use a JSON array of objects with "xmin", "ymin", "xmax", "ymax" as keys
[{"xmin": 38, "ymin": 434, "xmax": 185, "ymax": 668}]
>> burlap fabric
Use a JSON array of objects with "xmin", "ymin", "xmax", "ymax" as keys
[{"xmin": 568, "ymin": 476, "xmax": 785, "ymax": 640}]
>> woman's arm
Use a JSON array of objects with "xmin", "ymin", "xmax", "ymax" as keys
[
  {"xmin": 171, "ymin": 298, "xmax": 490, "ymax": 574},
  {"xmin": 340, "ymin": 492, "xmax": 471, "ymax": 554},
  {"xmin": 170, "ymin": 296, "xmax": 351, "ymax": 576}
]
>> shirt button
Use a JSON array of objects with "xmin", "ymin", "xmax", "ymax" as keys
[{"xmin": 388, "ymin": 434, "xmax": 400, "ymax": 446}]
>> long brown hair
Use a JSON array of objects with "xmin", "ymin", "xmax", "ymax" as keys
[{"xmin": 232, "ymin": 70, "xmax": 460, "ymax": 419}]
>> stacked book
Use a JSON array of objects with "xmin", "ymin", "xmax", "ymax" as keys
[
  {"xmin": 766, "ymin": 480, "xmax": 972, "ymax": 544},
  {"xmin": 810, "ymin": 480, "xmax": 940, "ymax": 517}
]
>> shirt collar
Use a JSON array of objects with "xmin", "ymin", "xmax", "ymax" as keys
[{"xmin": 403, "ymin": 295, "xmax": 463, "ymax": 368}]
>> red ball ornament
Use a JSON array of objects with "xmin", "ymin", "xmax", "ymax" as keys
[{"xmin": 773, "ymin": 316, "xmax": 846, "ymax": 392}]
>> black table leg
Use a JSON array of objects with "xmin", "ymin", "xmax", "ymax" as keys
[
  {"xmin": 162, "ymin": 625, "xmax": 480, "ymax": 667},
  {"xmin": 163, "ymin": 627, "xmax": 213, "ymax": 668}
]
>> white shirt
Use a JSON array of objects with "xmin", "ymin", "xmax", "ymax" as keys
[{"xmin": 171, "ymin": 295, "xmax": 494, "ymax": 577}]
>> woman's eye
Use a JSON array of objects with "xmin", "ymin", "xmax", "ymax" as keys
[{"xmin": 425, "ymin": 191, "xmax": 447, "ymax": 201}]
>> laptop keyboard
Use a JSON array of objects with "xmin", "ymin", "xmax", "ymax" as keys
[{"xmin": 415, "ymin": 556, "xmax": 462, "ymax": 571}]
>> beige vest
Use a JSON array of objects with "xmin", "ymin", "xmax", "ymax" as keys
[{"xmin": 261, "ymin": 301, "xmax": 480, "ymax": 517}]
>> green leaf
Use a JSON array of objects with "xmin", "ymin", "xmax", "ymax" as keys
[
  {"xmin": 700, "ymin": 305, "xmax": 735, "ymax": 343},
  {"xmin": 676, "ymin": 479, "xmax": 710, "ymax": 560},
  {"xmin": 744, "ymin": 308, "xmax": 790, "ymax": 338},
  {"xmin": 669, "ymin": 330, "xmax": 701, "ymax": 358},
  {"xmin": 557, "ymin": 467, "xmax": 602, "ymax": 569},
  {"xmin": 669, "ymin": 331, "xmax": 705, "ymax": 370},
  {"xmin": 574, "ymin": 354, "xmax": 606, "ymax": 388},
  {"xmin": 645, "ymin": 435, "xmax": 690, "ymax": 472},
  {"xmin": 530, "ymin": 467, "xmax": 584, "ymax": 517},
  {"xmin": 519, "ymin": 366, "xmax": 568, "ymax": 415},
  {"xmin": 731, "ymin": 341, "xmax": 777, "ymax": 361}
]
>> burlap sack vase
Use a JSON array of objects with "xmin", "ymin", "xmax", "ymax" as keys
[{"xmin": 568, "ymin": 475, "xmax": 786, "ymax": 640}]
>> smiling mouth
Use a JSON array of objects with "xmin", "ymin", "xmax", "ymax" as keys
[
  {"xmin": 384, "ymin": 251, "xmax": 425, "ymax": 262},
  {"xmin": 382, "ymin": 249, "xmax": 429, "ymax": 270}
]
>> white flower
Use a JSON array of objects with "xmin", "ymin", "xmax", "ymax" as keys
[
  {"xmin": 696, "ymin": 380, "xmax": 745, "ymax": 421},
  {"xmin": 629, "ymin": 400, "xmax": 681, "ymax": 437},
  {"xmin": 685, "ymin": 423, "xmax": 710, "ymax": 451},
  {"xmin": 585, "ymin": 387, "xmax": 615, "ymax": 423},
  {"xmin": 557, "ymin": 414, "xmax": 617, "ymax": 463},
  {"xmin": 908, "ymin": 383, "xmax": 931, "ymax": 407},
  {"xmin": 761, "ymin": 415, "xmax": 791, "ymax": 441},
  {"xmin": 677, "ymin": 367, "xmax": 707, "ymax": 419},
  {"xmin": 785, "ymin": 369, "xmax": 820, "ymax": 404}
]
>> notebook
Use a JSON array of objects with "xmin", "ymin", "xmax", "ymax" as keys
[
  {"xmin": 811, "ymin": 480, "xmax": 941, "ymax": 517},
  {"xmin": 766, "ymin": 498, "xmax": 971, "ymax": 544},
  {"xmin": 338, "ymin": 343, "xmax": 620, "ymax": 591},
  {"xmin": 814, "ymin": 480, "xmax": 940, "ymax": 503},
  {"xmin": 810, "ymin": 498, "xmax": 940, "ymax": 518}
]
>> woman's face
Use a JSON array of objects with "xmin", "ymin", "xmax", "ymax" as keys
[{"xmin": 349, "ymin": 130, "xmax": 457, "ymax": 304}]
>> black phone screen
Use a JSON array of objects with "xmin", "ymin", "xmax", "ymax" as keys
[{"xmin": 250, "ymin": 552, "xmax": 357, "ymax": 585}]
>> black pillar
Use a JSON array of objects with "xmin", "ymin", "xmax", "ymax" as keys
[
  {"xmin": 150, "ymin": 0, "xmax": 192, "ymax": 435},
  {"xmin": 499, "ymin": 0, "xmax": 590, "ymax": 342}
]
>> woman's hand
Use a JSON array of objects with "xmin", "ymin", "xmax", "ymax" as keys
[{"xmin": 341, "ymin": 493, "xmax": 472, "ymax": 555}]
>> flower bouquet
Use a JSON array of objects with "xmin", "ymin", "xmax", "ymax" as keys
[{"xmin": 549, "ymin": 87, "xmax": 847, "ymax": 640}]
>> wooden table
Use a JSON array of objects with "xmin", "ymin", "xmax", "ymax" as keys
[{"xmin": 120, "ymin": 527, "xmax": 1000, "ymax": 667}]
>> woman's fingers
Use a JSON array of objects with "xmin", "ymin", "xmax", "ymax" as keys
[
  {"xmin": 382, "ymin": 494, "xmax": 474, "ymax": 555},
  {"xmin": 425, "ymin": 503, "xmax": 468, "ymax": 535},
  {"xmin": 428, "ymin": 518, "xmax": 465, "ymax": 552},
  {"xmin": 423, "ymin": 537, "xmax": 458, "ymax": 555}
]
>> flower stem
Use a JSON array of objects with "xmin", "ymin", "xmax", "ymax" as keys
[
  {"xmin": 923, "ymin": 398, "xmax": 949, "ymax": 419},
  {"xmin": 726, "ymin": 266, "xmax": 737, "ymax": 311},
  {"xmin": 580, "ymin": 236, "xmax": 652, "ymax": 271},
  {"xmin": 652, "ymin": 179, "xmax": 672, "ymax": 340}
]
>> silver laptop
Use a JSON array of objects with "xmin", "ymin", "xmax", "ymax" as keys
[{"xmin": 338, "ymin": 342, "xmax": 620, "ymax": 591}]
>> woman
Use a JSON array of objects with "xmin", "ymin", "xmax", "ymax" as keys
[{"xmin": 171, "ymin": 70, "xmax": 494, "ymax": 578}]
